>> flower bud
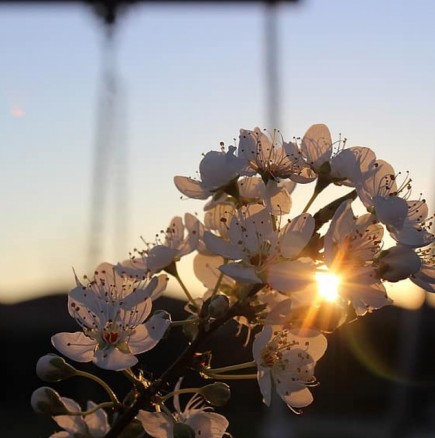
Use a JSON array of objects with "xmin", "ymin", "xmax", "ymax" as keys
[
  {"xmin": 31, "ymin": 387, "xmax": 69, "ymax": 415},
  {"xmin": 36, "ymin": 354, "xmax": 77, "ymax": 382},
  {"xmin": 378, "ymin": 245, "xmax": 421, "ymax": 282},
  {"xmin": 173, "ymin": 422, "xmax": 195, "ymax": 438},
  {"xmin": 200, "ymin": 382, "xmax": 231, "ymax": 406},
  {"xmin": 208, "ymin": 294, "xmax": 229, "ymax": 318}
]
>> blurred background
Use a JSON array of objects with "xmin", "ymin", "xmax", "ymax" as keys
[{"xmin": 0, "ymin": 0, "xmax": 434, "ymax": 436}]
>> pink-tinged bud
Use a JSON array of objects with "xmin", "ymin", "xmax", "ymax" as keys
[
  {"xmin": 31, "ymin": 387, "xmax": 69, "ymax": 415},
  {"xmin": 200, "ymin": 382, "xmax": 231, "ymax": 406},
  {"xmin": 378, "ymin": 245, "xmax": 421, "ymax": 282},
  {"xmin": 36, "ymin": 354, "xmax": 77, "ymax": 382}
]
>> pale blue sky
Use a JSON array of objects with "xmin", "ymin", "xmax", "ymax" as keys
[{"xmin": 1, "ymin": 0, "xmax": 434, "ymax": 303}]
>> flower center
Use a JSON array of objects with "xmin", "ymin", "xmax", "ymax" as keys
[{"xmin": 103, "ymin": 331, "xmax": 119, "ymax": 345}]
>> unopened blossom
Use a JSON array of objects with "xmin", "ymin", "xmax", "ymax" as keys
[
  {"xmin": 137, "ymin": 391, "xmax": 228, "ymax": 438},
  {"xmin": 203, "ymin": 205, "xmax": 315, "ymax": 293},
  {"xmin": 36, "ymin": 354, "xmax": 77, "ymax": 382},
  {"xmin": 174, "ymin": 146, "xmax": 245, "ymax": 200},
  {"xmin": 51, "ymin": 398, "xmax": 109, "ymax": 438},
  {"xmin": 253, "ymin": 326, "xmax": 327, "ymax": 412},
  {"xmin": 52, "ymin": 295, "xmax": 170, "ymax": 371}
]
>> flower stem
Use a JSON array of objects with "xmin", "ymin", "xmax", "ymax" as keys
[
  {"xmin": 75, "ymin": 370, "xmax": 120, "ymax": 408},
  {"xmin": 104, "ymin": 285, "xmax": 261, "ymax": 438},
  {"xmin": 66, "ymin": 402, "xmax": 114, "ymax": 416},
  {"xmin": 211, "ymin": 266, "xmax": 226, "ymax": 299},
  {"xmin": 122, "ymin": 368, "xmax": 145, "ymax": 388},
  {"xmin": 204, "ymin": 361, "xmax": 256, "ymax": 374},
  {"xmin": 171, "ymin": 318, "xmax": 200, "ymax": 327},
  {"xmin": 302, "ymin": 190, "xmax": 319, "ymax": 213},
  {"xmin": 205, "ymin": 373, "xmax": 258, "ymax": 380},
  {"xmin": 174, "ymin": 271, "xmax": 199, "ymax": 311},
  {"xmin": 160, "ymin": 387, "xmax": 201, "ymax": 403}
]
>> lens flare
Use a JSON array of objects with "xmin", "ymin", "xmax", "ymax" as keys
[{"xmin": 315, "ymin": 271, "xmax": 340, "ymax": 302}]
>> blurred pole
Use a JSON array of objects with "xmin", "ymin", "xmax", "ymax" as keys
[
  {"xmin": 88, "ymin": 2, "xmax": 129, "ymax": 267},
  {"xmin": 264, "ymin": 1, "xmax": 281, "ymax": 130}
]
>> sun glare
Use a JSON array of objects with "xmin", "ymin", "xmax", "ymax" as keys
[{"xmin": 316, "ymin": 271, "xmax": 340, "ymax": 302}]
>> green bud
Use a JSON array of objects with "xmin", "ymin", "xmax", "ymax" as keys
[
  {"xmin": 208, "ymin": 294, "xmax": 229, "ymax": 318},
  {"xmin": 200, "ymin": 382, "xmax": 231, "ymax": 406},
  {"xmin": 173, "ymin": 422, "xmax": 195, "ymax": 438},
  {"xmin": 36, "ymin": 354, "xmax": 77, "ymax": 382},
  {"xmin": 31, "ymin": 387, "xmax": 69, "ymax": 415}
]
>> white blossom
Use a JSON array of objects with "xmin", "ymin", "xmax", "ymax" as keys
[
  {"xmin": 137, "ymin": 391, "xmax": 228, "ymax": 438},
  {"xmin": 253, "ymin": 326, "xmax": 327, "ymax": 413}
]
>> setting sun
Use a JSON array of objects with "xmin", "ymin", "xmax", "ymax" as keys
[{"xmin": 315, "ymin": 271, "xmax": 340, "ymax": 302}]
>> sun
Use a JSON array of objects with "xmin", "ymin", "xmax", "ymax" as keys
[{"xmin": 315, "ymin": 271, "xmax": 340, "ymax": 302}]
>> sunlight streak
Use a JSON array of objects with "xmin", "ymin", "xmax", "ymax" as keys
[{"xmin": 315, "ymin": 271, "xmax": 340, "ymax": 302}]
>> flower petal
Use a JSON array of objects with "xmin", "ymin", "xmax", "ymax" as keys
[
  {"xmin": 136, "ymin": 411, "xmax": 173, "ymax": 438},
  {"xmin": 174, "ymin": 176, "xmax": 209, "ymax": 199},
  {"xmin": 219, "ymin": 263, "xmax": 262, "ymax": 284},
  {"xmin": 93, "ymin": 347, "xmax": 138, "ymax": 371},
  {"xmin": 187, "ymin": 412, "xmax": 229, "ymax": 438},
  {"xmin": 128, "ymin": 314, "xmax": 171, "ymax": 355},
  {"xmin": 266, "ymin": 261, "xmax": 313, "ymax": 293},
  {"xmin": 51, "ymin": 332, "xmax": 96, "ymax": 363}
]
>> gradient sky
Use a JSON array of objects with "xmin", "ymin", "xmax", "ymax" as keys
[{"xmin": 0, "ymin": 0, "xmax": 434, "ymax": 304}]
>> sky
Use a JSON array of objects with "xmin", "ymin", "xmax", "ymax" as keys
[{"xmin": 0, "ymin": 0, "xmax": 434, "ymax": 305}]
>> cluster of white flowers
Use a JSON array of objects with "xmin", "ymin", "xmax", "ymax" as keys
[{"xmin": 33, "ymin": 124, "xmax": 434, "ymax": 438}]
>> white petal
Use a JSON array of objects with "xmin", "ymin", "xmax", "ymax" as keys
[
  {"xmin": 116, "ymin": 258, "xmax": 148, "ymax": 280},
  {"xmin": 93, "ymin": 347, "xmax": 138, "ymax": 371},
  {"xmin": 128, "ymin": 315, "xmax": 170, "ymax": 354},
  {"xmin": 203, "ymin": 231, "xmax": 244, "ymax": 260},
  {"xmin": 174, "ymin": 176, "xmax": 209, "ymax": 199},
  {"xmin": 287, "ymin": 329, "xmax": 328, "ymax": 361},
  {"xmin": 136, "ymin": 411, "xmax": 173, "ymax": 438},
  {"xmin": 147, "ymin": 246, "xmax": 178, "ymax": 273},
  {"xmin": 193, "ymin": 254, "xmax": 234, "ymax": 290},
  {"xmin": 85, "ymin": 401, "xmax": 110, "ymax": 436},
  {"xmin": 282, "ymin": 387, "xmax": 314, "ymax": 409},
  {"xmin": 266, "ymin": 261, "xmax": 312, "ymax": 293},
  {"xmin": 252, "ymin": 326, "xmax": 273, "ymax": 362},
  {"xmin": 120, "ymin": 284, "xmax": 155, "ymax": 310},
  {"xmin": 53, "ymin": 398, "xmax": 84, "ymax": 433},
  {"xmin": 257, "ymin": 367, "xmax": 272, "ymax": 407},
  {"xmin": 149, "ymin": 274, "xmax": 170, "ymax": 300},
  {"xmin": 51, "ymin": 332, "xmax": 96, "ymax": 363},
  {"xmin": 187, "ymin": 412, "xmax": 229, "ymax": 438},
  {"xmin": 219, "ymin": 263, "xmax": 262, "ymax": 284},
  {"xmin": 280, "ymin": 214, "xmax": 315, "ymax": 259},
  {"xmin": 390, "ymin": 227, "xmax": 434, "ymax": 248},
  {"xmin": 373, "ymin": 195, "xmax": 408, "ymax": 229},
  {"xmin": 301, "ymin": 124, "xmax": 332, "ymax": 170}
]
